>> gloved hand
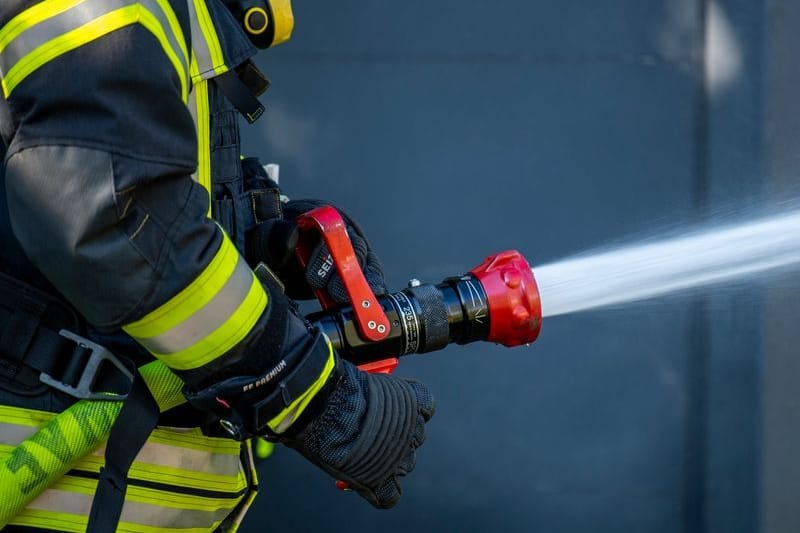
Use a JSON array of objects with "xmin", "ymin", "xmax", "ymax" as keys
[
  {"xmin": 181, "ymin": 274, "xmax": 433, "ymax": 508},
  {"xmin": 246, "ymin": 198, "xmax": 387, "ymax": 302},
  {"xmin": 283, "ymin": 358, "xmax": 434, "ymax": 508}
]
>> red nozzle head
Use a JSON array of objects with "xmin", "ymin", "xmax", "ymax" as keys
[{"xmin": 469, "ymin": 250, "xmax": 542, "ymax": 347}]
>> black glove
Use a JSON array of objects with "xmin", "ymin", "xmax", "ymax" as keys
[
  {"xmin": 284, "ymin": 358, "xmax": 434, "ymax": 508},
  {"xmin": 181, "ymin": 274, "xmax": 433, "ymax": 508},
  {"xmin": 247, "ymin": 199, "xmax": 387, "ymax": 302}
]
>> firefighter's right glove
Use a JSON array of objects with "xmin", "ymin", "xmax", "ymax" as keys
[
  {"xmin": 181, "ymin": 277, "xmax": 434, "ymax": 508},
  {"xmin": 282, "ymin": 358, "xmax": 435, "ymax": 509}
]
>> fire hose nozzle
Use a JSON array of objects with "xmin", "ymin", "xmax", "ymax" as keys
[
  {"xmin": 469, "ymin": 250, "xmax": 542, "ymax": 347},
  {"xmin": 293, "ymin": 200, "xmax": 542, "ymax": 366},
  {"xmin": 307, "ymin": 248, "xmax": 542, "ymax": 366}
]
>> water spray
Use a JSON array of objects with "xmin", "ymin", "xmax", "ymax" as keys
[{"xmin": 534, "ymin": 208, "xmax": 800, "ymax": 317}]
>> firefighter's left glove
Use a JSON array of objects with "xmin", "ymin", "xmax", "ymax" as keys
[
  {"xmin": 247, "ymin": 199, "xmax": 387, "ymax": 302},
  {"xmin": 240, "ymin": 158, "xmax": 386, "ymax": 302}
]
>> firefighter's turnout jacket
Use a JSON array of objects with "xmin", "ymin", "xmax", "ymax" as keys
[{"xmin": 0, "ymin": 1, "xmax": 325, "ymax": 531}]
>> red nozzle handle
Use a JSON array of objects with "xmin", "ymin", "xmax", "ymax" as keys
[
  {"xmin": 469, "ymin": 250, "xmax": 542, "ymax": 346},
  {"xmin": 294, "ymin": 206, "xmax": 390, "ymax": 343},
  {"xmin": 294, "ymin": 207, "xmax": 396, "ymax": 493}
]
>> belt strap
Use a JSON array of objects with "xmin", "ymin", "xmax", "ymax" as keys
[
  {"xmin": 86, "ymin": 371, "xmax": 160, "ymax": 533},
  {"xmin": 0, "ymin": 303, "xmax": 72, "ymax": 378}
]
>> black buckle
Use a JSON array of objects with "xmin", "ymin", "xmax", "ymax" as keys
[{"xmin": 39, "ymin": 330, "xmax": 133, "ymax": 401}]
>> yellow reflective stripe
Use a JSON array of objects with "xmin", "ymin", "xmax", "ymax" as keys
[
  {"xmin": 18, "ymin": 486, "xmax": 235, "ymax": 531},
  {"xmin": 190, "ymin": 57, "xmax": 213, "ymax": 210},
  {"xmin": 157, "ymin": 272, "xmax": 266, "ymax": 370},
  {"xmin": 0, "ymin": 0, "xmax": 84, "ymax": 50},
  {"xmin": 268, "ymin": 339, "xmax": 336, "ymax": 432},
  {"xmin": 144, "ymin": 427, "xmax": 241, "ymax": 455},
  {"xmin": 132, "ymin": 463, "xmax": 247, "ymax": 494},
  {"xmin": 125, "ymin": 235, "xmax": 239, "ymax": 338},
  {"xmin": 193, "ymin": 0, "xmax": 223, "ymax": 75},
  {"xmin": 44, "ymin": 475, "xmax": 244, "ymax": 514},
  {"xmin": 153, "ymin": 0, "xmax": 189, "ymax": 69},
  {"xmin": 11, "ymin": 510, "xmax": 225, "ymax": 533},
  {"xmin": 138, "ymin": 5, "xmax": 188, "ymax": 101},
  {"xmin": 189, "ymin": 0, "xmax": 227, "ymax": 80},
  {"xmin": 2, "ymin": 5, "xmax": 137, "ymax": 97},
  {"xmin": 42, "ymin": 475, "xmax": 236, "ymax": 509},
  {"xmin": 0, "ymin": 445, "xmax": 244, "ymax": 497},
  {"xmin": 73, "ymin": 453, "xmax": 247, "ymax": 494},
  {"xmin": 0, "ymin": 404, "xmax": 55, "ymax": 427},
  {"xmin": 0, "ymin": 447, "xmax": 244, "ymax": 496},
  {"xmin": 10, "ymin": 510, "xmax": 87, "ymax": 533},
  {"xmin": 124, "ymin": 234, "xmax": 267, "ymax": 371},
  {"xmin": 0, "ymin": 4, "xmax": 188, "ymax": 100},
  {"xmin": 227, "ymin": 486, "xmax": 258, "ymax": 533},
  {"xmin": 0, "ymin": 0, "xmax": 189, "ymax": 101},
  {"xmin": 226, "ymin": 442, "xmax": 259, "ymax": 533}
]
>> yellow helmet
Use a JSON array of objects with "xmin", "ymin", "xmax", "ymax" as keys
[{"xmin": 224, "ymin": 0, "xmax": 294, "ymax": 49}]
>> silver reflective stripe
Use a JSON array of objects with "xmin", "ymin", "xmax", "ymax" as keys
[
  {"xmin": 94, "ymin": 439, "xmax": 241, "ymax": 475},
  {"xmin": 0, "ymin": 420, "xmax": 240, "ymax": 477},
  {"xmin": 27, "ymin": 489, "xmax": 234, "ymax": 529},
  {"xmin": 0, "ymin": 0, "xmax": 124, "ymax": 76},
  {"xmin": 0, "ymin": 423, "xmax": 37, "ymax": 445},
  {"xmin": 0, "ymin": 0, "xmax": 187, "ymax": 88},
  {"xmin": 187, "ymin": 85, "xmax": 200, "ymax": 183},
  {"xmin": 135, "ymin": 254, "xmax": 254, "ymax": 356},
  {"xmin": 150, "ymin": 0, "xmax": 190, "ymax": 70},
  {"xmin": 187, "ymin": 0, "xmax": 223, "ymax": 80}
]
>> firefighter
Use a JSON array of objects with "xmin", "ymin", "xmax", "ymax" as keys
[{"xmin": 0, "ymin": 0, "xmax": 434, "ymax": 531}]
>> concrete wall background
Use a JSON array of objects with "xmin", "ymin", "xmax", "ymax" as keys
[{"xmin": 238, "ymin": 2, "xmax": 798, "ymax": 531}]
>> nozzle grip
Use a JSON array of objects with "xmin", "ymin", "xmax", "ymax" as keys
[{"xmin": 294, "ymin": 206, "xmax": 390, "ymax": 342}]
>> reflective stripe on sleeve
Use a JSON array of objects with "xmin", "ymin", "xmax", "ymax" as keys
[
  {"xmin": 0, "ymin": 0, "xmax": 189, "ymax": 99},
  {"xmin": 268, "ymin": 339, "xmax": 336, "ymax": 433},
  {"xmin": 123, "ymin": 233, "xmax": 267, "ymax": 371},
  {"xmin": 187, "ymin": 0, "xmax": 227, "ymax": 81},
  {"xmin": 187, "ymin": 60, "xmax": 213, "ymax": 212}
]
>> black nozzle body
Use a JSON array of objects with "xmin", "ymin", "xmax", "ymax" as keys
[{"xmin": 308, "ymin": 277, "xmax": 490, "ymax": 366}]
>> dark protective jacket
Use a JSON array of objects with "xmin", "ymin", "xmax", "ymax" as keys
[{"xmin": 0, "ymin": 1, "xmax": 328, "ymax": 530}]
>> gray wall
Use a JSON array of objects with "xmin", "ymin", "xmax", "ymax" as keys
[
  {"xmin": 239, "ymin": 2, "xmax": 798, "ymax": 532},
  {"xmin": 762, "ymin": 1, "xmax": 800, "ymax": 532}
]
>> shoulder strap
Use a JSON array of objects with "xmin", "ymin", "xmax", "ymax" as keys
[{"xmin": 86, "ymin": 370, "xmax": 160, "ymax": 533}]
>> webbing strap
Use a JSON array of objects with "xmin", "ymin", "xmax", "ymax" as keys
[
  {"xmin": 0, "ymin": 300, "xmax": 44, "ymax": 363},
  {"xmin": 0, "ymin": 306, "xmax": 68, "ymax": 376},
  {"xmin": 214, "ymin": 69, "xmax": 264, "ymax": 124},
  {"xmin": 86, "ymin": 371, "xmax": 159, "ymax": 533}
]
